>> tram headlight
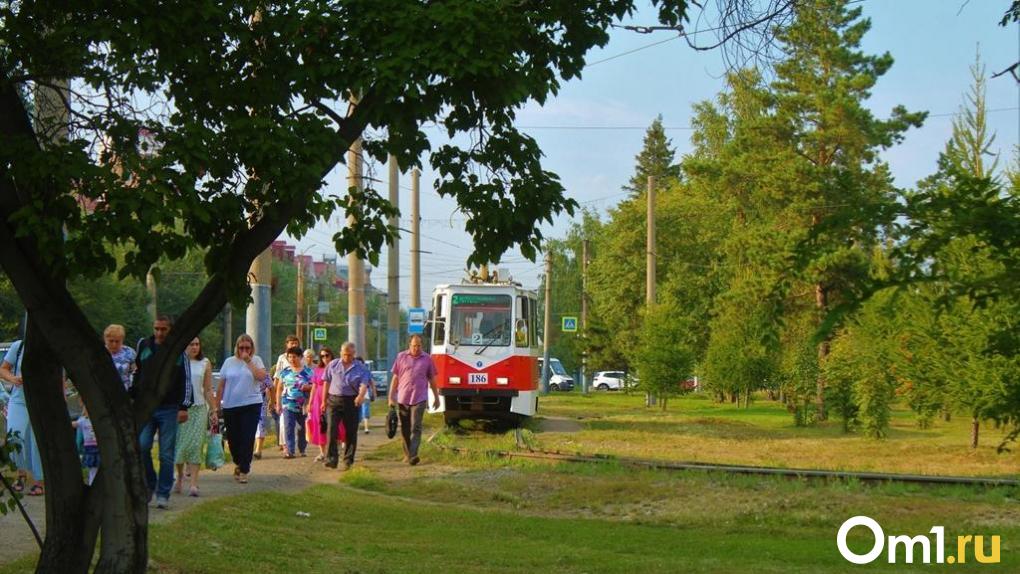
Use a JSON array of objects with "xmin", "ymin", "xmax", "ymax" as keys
[
  {"xmin": 496, "ymin": 377, "xmax": 509, "ymax": 385},
  {"xmin": 449, "ymin": 376, "xmax": 461, "ymax": 384}
]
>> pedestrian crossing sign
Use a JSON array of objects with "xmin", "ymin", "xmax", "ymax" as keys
[
  {"xmin": 313, "ymin": 328, "xmax": 327, "ymax": 341},
  {"xmin": 562, "ymin": 317, "xmax": 578, "ymax": 332}
]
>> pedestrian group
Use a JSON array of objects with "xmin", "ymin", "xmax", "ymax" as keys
[{"xmin": 0, "ymin": 323, "xmax": 438, "ymax": 509}]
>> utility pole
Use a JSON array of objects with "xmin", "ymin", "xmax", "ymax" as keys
[
  {"xmin": 645, "ymin": 175, "xmax": 657, "ymax": 407},
  {"xmin": 145, "ymin": 271, "xmax": 158, "ymax": 322},
  {"xmin": 580, "ymin": 239, "xmax": 589, "ymax": 394},
  {"xmin": 410, "ymin": 167, "xmax": 421, "ymax": 308},
  {"xmin": 387, "ymin": 155, "xmax": 401, "ymax": 369},
  {"xmin": 347, "ymin": 130, "xmax": 366, "ymax": 354},
  {"xmin": 245, "ymin": 8, "xmax": 271, "ymax": 363},
  {"xmin": 646, "ymin": 175, "xmax": 656, "ymax": 305},
  {"xmin": 246, "ymin": 249, "xmax": 272, "ymax": 363},
  {"xmin": 540, "ymin": 249, "xmax": 552, "ymax": 394},
  {"xmin": 222, "ymin": 304, "xmax": 232, "ymax": 364},
  {"xmin": 296, "ymin": 256, "xmax": 304, "ymax": 346}
]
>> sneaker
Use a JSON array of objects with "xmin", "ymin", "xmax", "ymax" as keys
[
  {"xmin": 409, "ymin": 456, "xmax": 420, "ymax": 466},
  {"xmin": 156, "ymin": 497, "xmax": 169, "ymax": 509},
  {"xmin": 324, "ymin": 461, "xmax": 338, "ymax": 469}
]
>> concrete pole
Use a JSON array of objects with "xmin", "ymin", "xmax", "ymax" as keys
[
  {"xmin": 581, "ymin": 239, "xmax": 589, "ymax": 394},
  {"xmin": 645, "ymin": 175, "xmax": 657, "ymax": 407},
  {"xmin": 347, "ymin": 137, "xmax": 366, "ymax": 354},
  {"xmin": 222, "ymin": 304, "xmax": 232, "ymax": 365},
  {"xmin": 296, "ymin": 256, "xmax": 304, "ymax": 347},
  {"xmin": 387, "ymin": 155, "xmax": 401, "ymax": 369},
  {"xmin": 646, "ymin": 175, "xmax": 656, "ymax": 305},
  {"xmin": 246, "ymin": 248, "xmax": 272, "ymax": 363},
  {"xmin": 410, "ymin": 167, "xmax": 422, "ymax": 308},
  {"xmin": 145, "ymin": 270, "xmax": 158, "ymax": 322},
  {"xmin": 540, "ymin": 250, "xmax": 552, "ymax": 394}
]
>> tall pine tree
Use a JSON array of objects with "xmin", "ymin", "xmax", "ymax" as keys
[{"xmin": 623, "ymin": 115, "xmax": 680, "ymax": 197}]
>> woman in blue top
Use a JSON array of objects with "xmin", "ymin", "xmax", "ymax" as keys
[
  {"xmin": 275, "ymin": 347, "xmax": 313, "ymax": 458},
  {"xmin": 0, "ymin": 340, "xmax": 45, "ymax": 496}
]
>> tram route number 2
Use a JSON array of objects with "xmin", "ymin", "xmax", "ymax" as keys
[{"xmin": 468, "ymin": 373, "xmax": 488, "ymax": 385}]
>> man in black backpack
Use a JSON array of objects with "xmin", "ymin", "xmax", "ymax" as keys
[{"xmin": 134, "ymin": 315, "xmax": 192, "ymax": 509}]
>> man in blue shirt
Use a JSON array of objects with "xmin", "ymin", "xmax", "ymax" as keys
[
  {"xmin": 320, "ymin": 341, "xmax": 370, "ymax": 470},
  {"xmin": 134, "ymin": 315, "xmax": 192, "ymax": 509}
]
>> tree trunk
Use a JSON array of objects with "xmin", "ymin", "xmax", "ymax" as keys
[
  {"xmin": 22, "ymin": 318, "xmax": 95, "ymax": 573},
  {"xmin": 971, "ymin": 416, "xmax": 979, "ymax": 449},
  {"xmin": 815, "ymin": 280, "xmax": 829, "ymax": 421}
]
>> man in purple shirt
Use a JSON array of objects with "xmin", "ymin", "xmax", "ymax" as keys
[
  {"xmin": 320, "ymin": 341, "xmax": 370, "ymax": 470},
  {"xmin": 388, "ymin": 334, "xmax": 439, "ymax": 465}
]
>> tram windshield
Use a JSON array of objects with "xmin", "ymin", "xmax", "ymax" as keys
[{"xmin": 450, "ymin": 293, "xmax": 512, "ymax": 347}]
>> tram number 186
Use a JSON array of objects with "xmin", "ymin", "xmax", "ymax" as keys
[{"xmin": 468, "ymin": 373, "xmax": 488, "ymax": 385}]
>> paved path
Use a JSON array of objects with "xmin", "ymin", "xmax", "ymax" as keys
[{"xmin": 0, "ymin": 419, "xmax": 397, "ymax": 566}]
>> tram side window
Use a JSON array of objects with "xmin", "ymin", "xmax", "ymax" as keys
[
  {"xmin": 433, "ymin": 294, "xmax": 445, "ymax": 346},
  {"xmin": 534, "ymin": 299, "xmax": 542, "ymax": 348},
  {"xmin": 515, "ymin": 297, "xmax": 530, "ymax": 348}
]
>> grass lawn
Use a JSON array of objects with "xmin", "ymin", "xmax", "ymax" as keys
[
  {"xmin": 456, "ymin": 392, "xmax": 1020, "ymax": 478},
  {"xmin": 3, "ymin": 394, "xmax": 1017, "ymax": 573},
  {"xmin": 129, "ymin": 466, "xmax": 1020, "ymax": 574},
  {"xmin": 140, "ymin": 461, "xmax": 1020, "ymax": 573}
]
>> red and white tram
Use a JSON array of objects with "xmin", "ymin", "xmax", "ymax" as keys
[{"xmin": 427, "ymin": 279, "xmax": 540, "ymax": 426}]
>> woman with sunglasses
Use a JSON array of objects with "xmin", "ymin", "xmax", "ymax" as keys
[
  {"xmin": 215, "ymin": 334, "xmax": 268, "ymax": 484},
  {"xmin": 306, "ymin": 346, "xmax": 333, "ymax": 462}
]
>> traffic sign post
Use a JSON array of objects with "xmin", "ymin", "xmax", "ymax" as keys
[
  {"xmin": 313, "ymin": 327, "xmax": 327, "ymax": 342},
  {"xmin": 408, "ymin": 307, "xmax": 426, "ymax": 334},
  {"xmin": 561, "ymin": 316, "xmax": 578, "ymax": 332}
]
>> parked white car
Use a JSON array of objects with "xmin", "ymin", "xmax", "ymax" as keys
[{"xmin": 592, "ymin": 370, "xmax": 631, "ymax": 391}]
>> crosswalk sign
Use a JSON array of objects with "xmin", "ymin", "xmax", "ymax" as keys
[
  {"xmin": 313, "ymin": 328, "xmax": 327, "ymax": 342},
  {"xmin": 562, "ymin": 316, "xmax": 578, "ymax": 332}
]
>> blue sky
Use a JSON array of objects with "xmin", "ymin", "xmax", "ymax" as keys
[{"xmin": 293, "ymin": 0, "xmax": 1020, "ymax": 307}]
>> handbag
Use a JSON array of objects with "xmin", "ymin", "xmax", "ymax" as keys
[
  {"xmin": 386, "ymin": 406, "xmax": 398, "ymax": 439},
  {"xmin": 205, "ymin": 421, "xmax": 225, "ymax": 470}
]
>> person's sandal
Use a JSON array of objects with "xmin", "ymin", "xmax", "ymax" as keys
[
  {"xmin": 233, "ymin": 466, "xmax": 241, "ymax": 482},
  {"xmin": 27, "ymin": 484, "xmax": 44, "ymax": 496},
  {"xmin": 12, "ymin": 477, "xmax": 25, "ymax": 493},
  {"xmin": 238, "ymin": 473, "xmax": 248, "ymax": 484}
]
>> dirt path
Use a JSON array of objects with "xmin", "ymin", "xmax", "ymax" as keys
[{"xmin": 0, "ymin": 418, "xmax": 401, "ymax": 566}]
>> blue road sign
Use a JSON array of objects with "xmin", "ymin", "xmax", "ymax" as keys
[
  {"xmin": 562, "ymin": 316, "xmax": 578, "ymax": 332},
  {"xmin": 408, "ymin": 307, "xmax": 426, "ymax": 334}
]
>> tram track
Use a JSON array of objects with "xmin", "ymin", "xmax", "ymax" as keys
[{"xmin": 433, "ymin": 442, "xmax": 1020, "ymax": 488}]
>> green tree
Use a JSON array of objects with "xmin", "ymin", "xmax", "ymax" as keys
[
  {"xmin": 623, "ymin": 115, "xmax": 680, "ymax": 197},
  {"xmin": 0, "ymin": 2, "xmax": 696, "ymax": 570},
  {"xmin": 634, "ymin": 300, "xmax": 695, "ymax": 410},
  {"xmin": 891, "ymin": 55, "xmax": 1020, "ymax": 448},
  {"xmin": 771, "ymin": 0, "xmax": 924, "ymax": 419}
]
